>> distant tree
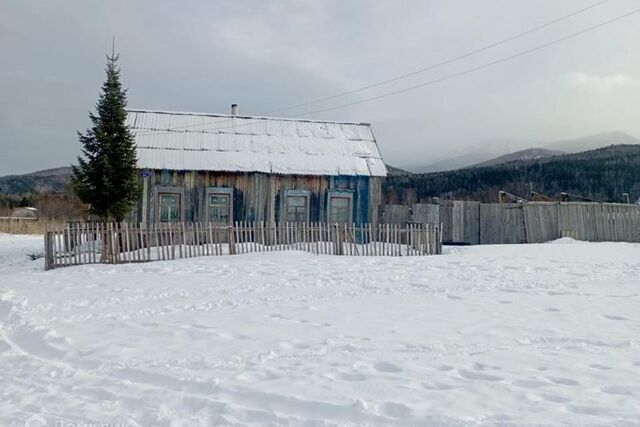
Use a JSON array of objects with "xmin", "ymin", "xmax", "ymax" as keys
[
  {"xmin": 18, "ymin": 196, "xmax": 31, "ymax": 207},
  {"xmin": 72, "ymin": 51, "xmax": 139, "ymax": 221}
]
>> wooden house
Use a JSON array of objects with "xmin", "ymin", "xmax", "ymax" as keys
[{"xmin": 126, "ymin": 107, "xmax": 387, "ymax": 225}]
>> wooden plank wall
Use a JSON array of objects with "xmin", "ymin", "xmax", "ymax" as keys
[
  {"xmin": 382, "ymin": 204, "xmax": 411, "ymax": 224},
  {"xmin": 453, "ymin": 201, "xmax": 481, "ymax": 245},
  {"xmin": 480, "ymin": 203, "xmax": 527, "ymax": 244},
  {"xmin": 524, "ymin": 203, "xmax": 560, "ymax": 243},
  {"xmin": 411, "ymin": 204, "xmax": 440, "ymax": 224},
  {"xmin": 136, "ymin": 171, "xmax": 382, "ymax": 225},
  {"xmin": 433, "ymin": 201, "xmax": 640, "ymax": 245},
  {"xmin": 439, "ymin": 201, "xmax": 453, "ymax": 243},
  {"xmin": 559, "ymin": 203, "xmax": 640, "ymax": 242}
]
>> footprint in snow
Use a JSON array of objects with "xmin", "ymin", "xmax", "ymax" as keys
[
  {"xmin": 458, "ymin": 369, "xmax": 502, "ymax": 382},
  {"xmin": 600, "ymin": 386, "xmax": 635, "ymax": 396},
  {"xmin": 549, "ymin": 377, "xmax": 579, "ymax": 386},
  {"xmin": 602, "ymin": 314, "xmax": 630, "ymax": 321},
  {"xmin": 422, "ymin": 381, "xmax": 454, "ymax": 390},
  {"xmin": 539, "ymin": 393, "xmax": 571, "ymax": 403},
  {"xmin": 374, "ymin": 361, "xmax": 403, "ymax": 373},
  {"xmin": 589, "ymin": 363, "xmax": 612, "ymax": 371},
  {"xmin": 512, "ymin": 379, "xmax": 549, "ymax": 389},
  {"xmin": 380, "ymin": 402, "xmax": 412, "ymax": 419},
  {"xmin": 339, "ymin": 372, "xmax": 367, "ymax": 382},
  {"xmin": 568, "ymin": 405, "xmax": 611, "ymax": 416}
]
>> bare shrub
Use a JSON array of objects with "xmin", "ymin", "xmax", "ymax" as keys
[{"xmin": 0, "ymin": 219, "xmax": 65, "ymax": 235}]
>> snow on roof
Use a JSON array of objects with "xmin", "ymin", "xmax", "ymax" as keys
[{"xmin": 127, "ymin": 109, "xmax": 387, "ymax": 177}]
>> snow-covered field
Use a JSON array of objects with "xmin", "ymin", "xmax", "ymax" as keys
[{"xmin": 1, "ymin": 232, "xmax": 640, "ymax": 426}]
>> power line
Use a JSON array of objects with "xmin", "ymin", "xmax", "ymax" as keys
[
  {"xmin": 267, "ymin": 0, "xmax": 610, "ymax": 115},
  {"xmin": 293, "ymin": 6, "xmax": 640, "ymax": 117},
  {"xmin": 136, "ymin": 0, "xmax": 609, "ymax": 135},
  {"xmin": 135, "ymin": 5, "xmax": 640, "ymax": 137}
]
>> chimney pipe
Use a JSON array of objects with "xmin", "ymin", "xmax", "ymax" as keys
[{"xmin": 231, "ymin": 104, "xmax": 238, "ymax": 116}]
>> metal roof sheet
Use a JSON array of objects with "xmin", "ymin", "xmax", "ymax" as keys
[{"xmin": 127, "ymin": 109, "xmax": 387, "ymax": 177}]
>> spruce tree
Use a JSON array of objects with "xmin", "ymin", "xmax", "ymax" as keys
[{"xmin": 72, "ymin": 52, "xmax": 139, "ymax": 221}]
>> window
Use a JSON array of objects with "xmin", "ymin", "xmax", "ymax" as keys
[
  {"xmin": 158, "ymin": 193, "xmax": 181, "ymax": 223},
  {"xmin": 329, "ymin": 196, "xmax": 351, "ymax": 223},
  {"xmin": 328, "ymin": 191, "xmax": 353, "ymax": 223},
  {"xmin": 208, "ymin": 193, "xmax": 231, "ymax": 224},
  {"xmin": 284, "ymin": 190, "xmax": 309, "ymax": 223},
  {"xmin": 286, "ymin": 196, "xmax": 307, "ymax": 222},
  {"xmin": 206, "ymin": 187, "xmax": 233, "ymax": 225}
]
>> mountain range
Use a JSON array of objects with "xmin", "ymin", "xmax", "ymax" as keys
[
  {"xmin": 1, "ymin": 131, "xmax": 639, "ymax": 199},
  {"xmin": 410, "ymin": 131, "xmax": 640, "ymax": 173},
  {"xmin": 0, "ymin": 167, "xmax": 72, "ymax": 195},
  {"xmin": 385, "ymin": 144, "xmax": 640, "ymax": 204}
]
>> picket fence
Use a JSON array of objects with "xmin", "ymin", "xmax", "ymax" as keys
[{"xmin": 44, "ymin": 222, "xmax": 442, "ymax": 270}]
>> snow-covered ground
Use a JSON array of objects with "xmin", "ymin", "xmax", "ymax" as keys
[{"xmin": 1, "ymin": 232, "xmax": 640, "ymax": 426}]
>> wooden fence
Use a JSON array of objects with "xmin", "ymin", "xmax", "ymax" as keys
[
  {"xmin": 412, "ymin": 201, "xmax": 640, "ymax": 245},
  {"xmin": 44, "ymin": 222, "xmax": 442, "ymax": 270}
]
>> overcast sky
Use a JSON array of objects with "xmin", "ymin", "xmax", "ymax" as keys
[{"xmin": 2, "ymin": 0, "xmax": 640, "ymax": 175}]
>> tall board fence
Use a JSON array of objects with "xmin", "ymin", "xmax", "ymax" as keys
[
  {"xmin": 400, "ymin": 201, "xmax": 640, "ymax": 245},
  {"xmin": 44, "ymin": 222, "xmax": 442, "ymax": 270}
]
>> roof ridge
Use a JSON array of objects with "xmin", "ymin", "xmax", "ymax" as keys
[{"xmin": 126, "ymin": 108, "xmax": 371, "ymax": 127}]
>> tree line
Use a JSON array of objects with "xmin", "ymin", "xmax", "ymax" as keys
[{"xmin": 383, "ymin": 145, "xmax": 640, "ymax": 204}]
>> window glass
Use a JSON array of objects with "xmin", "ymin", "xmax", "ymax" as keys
[
  {"xmin": 329, "ymin": 196, "xmax": 351, "ymax": 223},
  {"xmin": 286, "ymin": 196, "xmax": 307, "ymax": 222},
  {"xmin": 209, "ymin": 193, "xmax": 231, "ymax": 224},
  {"xmin": 159, "ymin": 193, "xmax": 180, "ymax": 222}
]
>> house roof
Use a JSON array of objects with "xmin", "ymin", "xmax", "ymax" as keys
[{"xmin": 126, "ymin": 109, "xmax": 387, "ymax": 177}]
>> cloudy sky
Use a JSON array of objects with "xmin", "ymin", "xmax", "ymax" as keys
[{"xmin": 2, "ymin": 0, "xmax": 640, "ymax": 175}]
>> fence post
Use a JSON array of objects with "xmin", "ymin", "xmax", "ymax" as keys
[
  {"xmin": 228, "ymin": 225, "xmax": 236, "ymax": 255},
  {"xmin": 44, "ymin": 232, "xmax": 54, "ymax": 270}
]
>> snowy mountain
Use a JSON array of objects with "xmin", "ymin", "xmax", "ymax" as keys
[
  {"xmin": 410, "ymin": 132, "xmax": 639, "ymax": 173},
  {"xmin": 0, "ymin": 167, "xmax": 71, "ymax": 194},
  {"xmin": 545, "ymin": 131, "xmax": 640, "ymax": 153},
  {"xmin": 414, "ymin": 139, "xmax": 534, "ymax": 173},
  {"xmin": 471, "ymin": 147, "xmax": 565, "ymax": 168}
]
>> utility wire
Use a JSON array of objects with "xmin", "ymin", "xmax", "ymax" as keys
[
  {"xmin": 267, "ymin": 0, "xmax": 610, "ymax": 115},
  {"xmin": 136, "ymin": 4, "xmax": 640, "ymax": 137},
  {"xmin": 135, "ymin": 0, "xmax": 609, "ymax": 136},
  {"xmin": 293, "ymin": 6, "xmax": 640, "ymax": 117}
]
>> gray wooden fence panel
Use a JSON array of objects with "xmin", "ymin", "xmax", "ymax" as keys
[
  {"xmin": 396, "ymin": 201, "xmax": 640, "ymax": 246},
  {"xmin": 523, "ymin": 203, "xmax": 559, "ymax": 243},
  {"xmin": 439, "ymin": 202, "xmax": 453, "ymax": 243},
  {"xmin": 480, "ymin": 203, "xmax": 526, "ymax": 245},
  {"xmin": 559, "ymin": 203, "xmax": 578, "ymax": 240},
  {"xmin": 382, "ymin": 204, "xmax": 411, "ymax": 224},
  {"xmin": 558, "ymin": 203, "xmax": 640, "ymax": 242},
  {"xmin": 461, "ymin": 201, "xmax": 480, "ymax": 245},
  {"xmin": 411, "ymin": 204, "xmax": 440, "ymax": 224}
]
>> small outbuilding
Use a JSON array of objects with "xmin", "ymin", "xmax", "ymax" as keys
[
  {"xmin": 10, "ymin": 207, "xmax": 38, "ymax": 219},
  {"xmin": 127, "ymin": 107, "xmax": 387, "ymax": 225}
]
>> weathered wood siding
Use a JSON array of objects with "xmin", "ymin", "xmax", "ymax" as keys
[
  {"xmin": 436, "ymin": 201, "xmax": 480, "ymax": 244},
  {"xmin": 454, "ymin": 201, "xmax": 481, "ymax": 245},
  {"xmin": 134, "ymin": 171, "xmax": 381, "ymax": 224},
  {"xmin": 433, "ymin": 201, "xmax": 640, "ymax": 245},
  {"xmin": 523, "ymin": 203, "xmax": 560, "ymax": 243},
  {"xmin": 381, "ymin": 204, "xmax": 411, "ymax": 223},
  {"xmin": 480, "ymin": 203, "xmax": 527, "ymax": 244},
  {"xmin": 411, "ymin": 203, "xmax": 440, "ymax": 225}
]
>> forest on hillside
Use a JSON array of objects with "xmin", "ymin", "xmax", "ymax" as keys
[{"xmin": 384, "ymin": 145, "xmax": 640, "ymax": 204}]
